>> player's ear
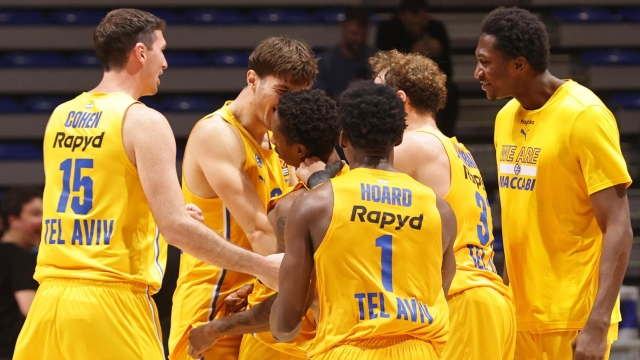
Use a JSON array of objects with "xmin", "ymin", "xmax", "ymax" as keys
[
  {"xmin": 297, "ymin": 144, "xmax": 308, "ymax": 158},
  {"xmin": 394, "ymin": 132, "xmax": 404, "ymax": 147},
  {"xmin": 397, "ymin": 90, "xmax": 407, "ymax": 103},
  {"xmin": 338, "ymin": 131, "xmax": 348, "ymax": 149},
  {"xmin": 132, "ymin": 43, "xmax": 146, "ymax": 65},
  {"xmin": 247, "ymin": 70, "xmax": 258, "ymax": 91},
  {"xmin": 514, "ymin": 56, "xmax": 526, "ymax": 72}
]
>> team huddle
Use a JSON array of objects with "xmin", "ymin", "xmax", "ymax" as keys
[{"xmin": 12, "ymin": 5, "xmax": 633, "ymax": 360}]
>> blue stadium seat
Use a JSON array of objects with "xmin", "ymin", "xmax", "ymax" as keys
[
  {"xmin": 0, "ymin": 143, "xmax": 43, "ymax": 160},
  {"xmin": 582, "ymin": 50, "xmax": 640, "ymax": 65},
  {"xmin": 144, "ymin": 9, "xmax": 184, "ymax": 25},
  {"xmin": 139, "ymin": 97, "xmax": 166, "ymax": 111},
  {"xmin": 207, "ymin": 52, "xmax": 249, "ymax": 67},
  {"xmin": 184, "ymin": 9, "xmax": 249, "ymax": 24},
  {"xmin": 621, "ymin": 8, "xmax": 640, "ymax": 22},
  {"xmin": 162, "ymin": 96, "xmax": 221, "ymax": 112},
  {"xmin": 552, "ymin": 8, "xmax": 620, "ymax": 23},
  {"xmin": 251, "ymin": 9, "xmax": 314, "ymax": 25},
  {"xmin": 164, "ymin": 52, "xmax": 206, "ymax": 67},
  {"xmin": 50, "ymin": 10, "xmax": 107, "ymax": 25},
  {"xmin": 24, "ymin": 97, "xmax": 68, "ymax": 112},
  {"xmin": 0, "ymin": 10, "xmax": 48, "ymax": 25},
  {"xmin": 0, "ymin": 97, "xmax": 24, "ymax": 113},
  {"xmin": 69, "ymin": 52, "xmax": 101, "ymax": 67},
  {"xmin": 609, "ymin": 93, "xmax": 640, "ymax": 109},
  {"xmin": 314, "ymin": 9, "xmax": 346, "ymax": 24},
  {"xmin": 2, "ymin": 52, "xmax": 69, "ymax": 67}
]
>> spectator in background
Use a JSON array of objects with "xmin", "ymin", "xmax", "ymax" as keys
[
  {"xmin": 376, "ymin": 0, "xmax": 459, "ymax": 137},
  {"xmin": 314, "ymin": 7, "xmax": 377, "ymax": 101},
  {"xmin": 0, "ymin": 187, "xmax": 42, "ymax": 360}
]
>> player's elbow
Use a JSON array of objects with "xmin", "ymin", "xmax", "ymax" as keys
[
  {"xmin": 156, "ymin": 216, "xmax": 191, "ymax": 247},
  {"xmin": 269, "ymin": 307, "xmax": 302, "ymax": 342},
  {"xmin": 247, "ymin": 230, "xmax": 276, "ymax": 256}
]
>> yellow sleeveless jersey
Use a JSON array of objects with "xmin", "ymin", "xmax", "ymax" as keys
[
  {"xmin": 36, "ymin": 92, "xmax": 166, "ymax": 293},
  {"xmin": 415, "ymin": 128, "xmax": 508, "ymax": 298},
  {"xmin": 495, "ymin": 80, "xmax": 632, "ymax": 332},
  {"xmin": 170, "ymin": 102, "xmax": 290, "ymax": 356},
  {"xmin": 309, "ymin": 168, "xmax": 449, "ymax": 358}
]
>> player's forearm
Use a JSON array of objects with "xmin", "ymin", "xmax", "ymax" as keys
[
  {"xmin": 247, "ymin": 230, "xmax": 277, "ymax": 256},
  {"xmin": 208, "ymin": 295, "xmax": 276, "ymax": 338},
  {"xmin": 270, "ymin": 297, "xmax": 303, "ymax": 342},
  {"xmin": 587, "ymin": 223, "xmax": 633, "ymax": 327},
  {"xmin": 163, "ymin": 216, "xmax": 268, "ymax": 277}
]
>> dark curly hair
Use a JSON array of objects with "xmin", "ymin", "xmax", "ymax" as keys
[
  {"xmin": 370, "ymin": 50, "xmax": 447, "ymax": 115},
  {"xmin": 339, "ymin": 81, "xmax": 407, "ymax": 152},
  {"xmin": 276, "ymin": 89, "xmax": 339, "ymax": 158},
  {"xmin": 481, "ymin": 7, "xmax": 549, "ymax": 73}
]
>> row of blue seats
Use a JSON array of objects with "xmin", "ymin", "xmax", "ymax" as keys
[
  {"xmin": 0, "ymin": 52, "xmax": 252, "ymax": 68},
  {"xmin": 3, "ymin": 49, "xmax": 640, "ymax": 68},
  {"xmin": 0, "ymin": 96, "xmax": 225, "ymax": 113},
  {"xmin": 0, "ymin": 8, "xmax": 355, "ymax": 25},
  {"xmin": 553, "ymin": 8, "xmax": 640, "ymax": 23}
]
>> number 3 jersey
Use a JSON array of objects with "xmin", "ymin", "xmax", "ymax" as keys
[
  {"xmin": 309, "ymin": 168, "xmax": 449, "ymax": 358},
  {"xmin": 35, "ymin": 92, "xmax": 166, "ymax": 292},
  {"xmin": 415, "ymin": 128, "xmax": 509, "ymax": 298}
]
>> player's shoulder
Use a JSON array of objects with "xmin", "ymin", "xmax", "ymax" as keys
[
  {"xmin": 126, "ymin": 102, "xmax": 168, "ymax": 124},
  {"xmin": 397, "ymin": 130, "xmax": 448, "ymax": 164},
  {"xmin": 190, "ymin": 113, "xmax": 243, "ymax": 148}
]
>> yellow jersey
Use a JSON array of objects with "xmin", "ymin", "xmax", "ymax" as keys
[
  {"xmin": 495, "ymin": 80, "xmax": 632, "ymax": 332},
  {"xmin": 416, "ymin": 128, "xmax": 509, "ymax": 298},
  {"xmin": 169, "ymin": 102, "xmax": 290, "ymax": 357},
  {"xmin": 309, "ymin": 168, "xmax": 449, "ymax": 358},
  {"xmin": 36, "ymin": 92, "xmax": 166, "ymax": 293}
]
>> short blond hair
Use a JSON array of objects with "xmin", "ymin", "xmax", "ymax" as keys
[
  {"xmin": 369, "ymin": 50, "xmax": 447, "ymax": 115},
  {"xmin": 249, "ymin": 37, "xmax": 318, "ymax": 88}
]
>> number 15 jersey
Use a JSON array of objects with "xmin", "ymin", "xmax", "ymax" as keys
[
  {"xmin": 35, "ymin": 92, "xmax": 166, "ymax": 293},
  {"xmin": 309, "ymin": 168, "xmax": 449, "ymax": 358}
]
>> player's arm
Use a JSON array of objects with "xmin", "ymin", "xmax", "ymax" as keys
[
  {"xmin": 436, "ymin": 196, "xmax": 457, "ymax": 296},
  {"xmin": 123, "ymin": 104, "xmax": 280, "ymax": 287},
  {"xmin": 188, "ymin": 294, "xmax": 275, "ymax": 359},
  {"xmin": 573, "ymin": 184, "xmax": 632, "ymax": 359},
  {"xmin": 394, "ymin": 132, "xmax": 451, "ymax": 197},
  {"xmin": 189, "ymin": 119, "xmax": 276, "ymax": 255},
  {"xmin": 14, "ymin": 290, "xmax": 35, "ymax": 316},
  {"xmin": 270, "ymin": 190, "xmax": 319, "ymax": 342}
]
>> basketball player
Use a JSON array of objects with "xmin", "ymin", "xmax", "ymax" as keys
[
  {"xmin": 13, "ymin": 9, "xmax": 283, "ymax": 360},
  {"xmin": 187, "ymin": 89, "xmax": 344, "ymax": 359},
  {"xmin": 370, "ymin": 50, "xmax": 515, "ymax": 359},
  {"xmin": 169, "ymin": 37, "xmax": 318, "ymax": 360},
  {"xmin": 271, "ymin": 81, "xmax": 457, "ymax": 359},
  {"xmin": 476, "ymin": 7, "xmax": 633, "ymax": 360}
]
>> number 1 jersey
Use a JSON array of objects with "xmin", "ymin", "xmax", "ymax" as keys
[
  {"xmin": 309, "ymin": 168, "xmax": 449, "ymax": 358},
  {"xmin": 36, "ymin": 92, "xmax": 166, "ymax": 293}
]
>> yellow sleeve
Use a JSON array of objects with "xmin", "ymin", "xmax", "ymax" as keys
[{"xmin": 570, "ymin": 105, "xmax": 632, "ymax": 194}]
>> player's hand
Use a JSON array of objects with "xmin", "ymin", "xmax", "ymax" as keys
[
  {"xmin": 257, "ymin": 253, "xmax": 284, "ymax": 291},
  {"xmin": 572, "ymin": 323, "xmax": 608, "ymax": 360},
  {"xmin": 188, "ymin": 322, "xmax": 220, "ymax": 359},
  {"xmin": 223, "ymin": 284, "xmax": 254, "ymax": 315},
  {"xmin": 296, "ymin": 157, "xmax": 326, "ymax": 185},
  {"xmin": 185, "ymin": 203, "xmax": 204, "ymax": 223}
]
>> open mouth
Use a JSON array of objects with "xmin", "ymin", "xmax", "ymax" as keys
[{"xmin": 481, "ymin": 82, "xmax": 491, "ymax": 90}]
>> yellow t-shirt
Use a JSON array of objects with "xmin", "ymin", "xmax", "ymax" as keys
[
  {"xmin": 37, "ymin": 92, "xmax": 166, "ymax": 293},
  {"xmin": 495, "ymin": 80, "xmax": 632, "ymax": 332},
  {"xmin": 416, "ymin": 128, "xmax": 509, "ymax": 298},
  {"xmin": 309, "ymin": 168, "xmax": 449, "ymax": 358},
  {"xmin": 169, "ymin": 102, "xmax": 290, "ymax": 357}
]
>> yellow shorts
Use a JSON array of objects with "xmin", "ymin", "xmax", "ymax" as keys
[
  {"xmin": 443, "ymin": 286, "xmax": 516, "ymax": 360},
  {"xmin": 13, "ymin": 278, "xmax": 164, "ymax": 360},
  {"xmin": 239, "ymin": 333, "xmax": 305, "ymax": 360},
  {"xmin": 515, "ymin": 323, "xmax": 618, "ymax": 360},
  {"xmin": 314, "ymin": 336, "xmax": 438, "ymax": 360}
]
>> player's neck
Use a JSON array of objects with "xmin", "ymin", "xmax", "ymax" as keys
[
  {"xmin": 228, "ymin": 88, "xmax": 268, "ymax": 145},
  {"xmin": 405, "ymin": 111, "xmax": 438, "ymax": 132},
  {"xmin": 90, "ymin": 71, "xmax": 146, "ymax": 100},
  {"xmin": 349, "ymin": 149, "xmax": 396, "ymax": 172},
  {"xmin": 513, "ymin": 71, "xmax": 565, "ymax": 111}
]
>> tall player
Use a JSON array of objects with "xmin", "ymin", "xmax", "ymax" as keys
[
  {"xmin": 370, "ymin": 50, "xmax": 515, "ymax": 359},
  {"xmin": 476, "ymin": 7, "xmax": 633, "ymax": 360},
  {"xmin": 169, "ymin": 38, "xmax": 318, "ymax": 360},
  {"xmin": 271, "ymin": 81, "xmax": 457, "ymax": 359},
  {"xmin": 13, "ymin": 9, "xmax": 282, "ymax": 360},
  {"xmin": 187, "ymin": 89, "xmax": 344, "ymax": 359}
]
